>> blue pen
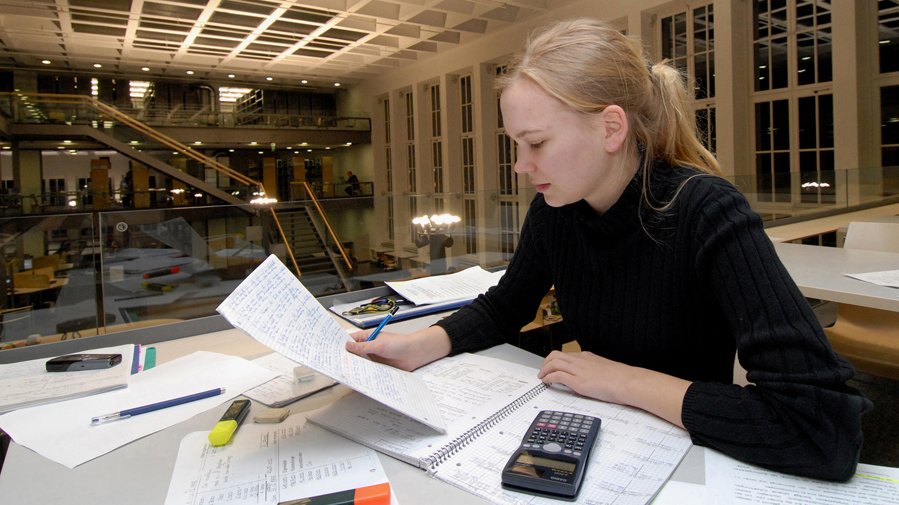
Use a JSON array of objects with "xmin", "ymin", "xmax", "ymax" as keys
[
  {"xmin": 366, "ymin": 305, "xmax": 399, "ymax": 341},
  {"xmin": 90, "ymin": 387, "xmax": 226, "ymax": 425}
]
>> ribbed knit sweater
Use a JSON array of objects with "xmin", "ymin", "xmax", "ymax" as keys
[{"xmin": 435, "ymin": 162, "xmax": 871, "ymax": 481}]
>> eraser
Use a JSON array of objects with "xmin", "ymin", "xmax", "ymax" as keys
[
  {"xmin": 293, "ymin": 366, "xmax": 316, "ymax": 383},
  {"xmin": 253, "ymin": 408, "xmax": 290, "ymax": 424}
]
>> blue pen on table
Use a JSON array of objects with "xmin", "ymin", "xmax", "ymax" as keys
[
  {"xmin": 90, "ymin": 387, "xmax": 226, "ymax": 426},
  {"xmin": 365, "ymin": 305, "xmax": 399, "ymax": 342}
]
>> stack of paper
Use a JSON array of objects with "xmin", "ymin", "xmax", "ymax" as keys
[
  {"xmin": 331, "ymin": 266, "xmax": 505, "ymax": 328},
  {"xmin": 0, "ymin": 343, "xmax": 136, "ymax": 414}
]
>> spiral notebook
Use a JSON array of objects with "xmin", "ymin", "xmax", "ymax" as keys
[{"xmin": 308, "ymin": 353, "xmax": 693, "ymax": 505}]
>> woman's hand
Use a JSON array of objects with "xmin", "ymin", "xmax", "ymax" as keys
[
  {"xmin": 345, "ymin": 325, "xmax": 452, "ymax": 371},
  {"xmin": 538, "ymin": 350, "xmax": 691, "ymax": 429}
]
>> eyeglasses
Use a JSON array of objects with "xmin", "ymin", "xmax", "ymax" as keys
[{"xmin": 342, "ymin": 296, "xmax": 408, "ymax": 316}]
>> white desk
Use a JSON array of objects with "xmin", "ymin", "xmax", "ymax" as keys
[
  {"xmin": 0, "ymin": 321, "xmax": 706, "ymax": 505},
  {"xmin": 774, "ymin": 242, "xmax": 899, "ymax": 312}
]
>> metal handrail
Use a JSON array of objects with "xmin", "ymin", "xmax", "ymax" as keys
[
  {"xmin": 1, "ymin": 92, "xmax": 303, "ymax": 276},
  {"xmin": 296, "ymin": 181, "xmax": 353, "ymax": 271}
]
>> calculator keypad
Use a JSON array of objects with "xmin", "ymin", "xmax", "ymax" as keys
[{"xmin": 520, "ymin": 410, "xmax": 597, "ymax": 457}]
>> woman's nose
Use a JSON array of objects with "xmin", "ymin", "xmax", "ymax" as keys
[{"xmin": 514, "ymin": 156, "xmax": 533, "ymax": 174}]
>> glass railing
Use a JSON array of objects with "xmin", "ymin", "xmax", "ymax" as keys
[
  {"xmin": 1, "ymin": 166, "xmax": 897, "ymax": 355},
  {"xmin": 0, "ymin": 92, "xmax": 370, "ymax": 131}
]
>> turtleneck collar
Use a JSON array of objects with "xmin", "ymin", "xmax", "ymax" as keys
[{"xmin": 568, "ymin": 167, "xmax": 646, "ymax": 236}]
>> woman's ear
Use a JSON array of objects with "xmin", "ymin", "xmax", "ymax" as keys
[{"xmin": 599, "ymin": 105, "xmax": 628, "ymax": 153}]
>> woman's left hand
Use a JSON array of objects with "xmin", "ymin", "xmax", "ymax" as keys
[
  {"xmin": 537, "ymin": 350, "xmax": 691, "ymax": 429},
  {"xmin": 537, "ymin": 350, "xmax": 635, "ymax": 405}
]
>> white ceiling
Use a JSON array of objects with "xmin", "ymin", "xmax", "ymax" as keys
[{"xmin": 0, "ymin": 0, "xmax": 575, "ymax": 91}]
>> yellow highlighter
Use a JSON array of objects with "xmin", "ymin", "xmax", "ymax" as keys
[{"xmin": 208, "ymin": 399, "xmax": 251, "ymax": 446}]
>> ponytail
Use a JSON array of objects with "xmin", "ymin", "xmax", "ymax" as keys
[{"xmin": 647, "ymin": 62, "xmax": 721, "ymax": 177}]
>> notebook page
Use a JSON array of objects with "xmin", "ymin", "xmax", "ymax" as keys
[
  {"xmin": 432, "ymin": 387, "xmax": 693, "ymax": 505},
  {"xmin": 308, "ymin": 353, "xmax": 543, "ymax": 467},
  {"xmin": 217, "ymin": 254, "xmax": 446, "ymax": 433}
]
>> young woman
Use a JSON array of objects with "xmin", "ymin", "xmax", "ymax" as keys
[{"xmin": 347, "ymin": 18, "xmax": 870, "ymax": 481}]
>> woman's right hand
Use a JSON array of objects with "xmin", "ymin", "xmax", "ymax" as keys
[{"xmin": 345, "ymin": 325, "xmax": 452, "ymax": 371}]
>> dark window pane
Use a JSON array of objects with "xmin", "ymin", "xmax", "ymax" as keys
[
  {"xmin": 675, "ymin": 13, "xmax": 687, "ymax": 59},
  {"xmin": 754, "ymin": 0, "xmax": 769, "ymax": 40},
  {"xmin": 883, "ymin": 146, "xmax": 899, "ymax": 167},
  {"xmin": 797, "ymin": 32, "xmax": 815, "ymax": 86},
  {"xmin": 756, "ymin": 102, "xmax": 771, "ymax": 150},
  {"xmin": 774, "ymin": 152, "xmax": 792, "ymax": 202},
  {"xmin": 879, "ymin": 12, "xmax": 899, "ymax": 73},
  {"xmin": 755, "ymin": 41, "xmax": 771, "ymax": 91},
  {"xmin": 818, "ymin": 28, "xmax": 833, "ymax": 82},
  {"xmin": 881, "ymin": 86, "xmax": 899, "ymax": 145},
  {"xmin": 694, "ymin": 53, "xmax": 708, "ymax": 99},
  {"xmin": 771, "ymin": 37, "xmax": 789, "ymax": 88},
  {"xmin": 819, "ymin": 94, "xmax": 833, "ymax": 148},
  {"xmin": 773, "ymin": 99, "xmax": 790, "ymax": 150},
  {"xmin": 798, "ymin": 96, "xmax": 817, "ymax": 149},
  {"xmin": 662, "ymin": 16, "xmax": 674, "ymax": 59},
  {"xmin": 756, "ymin": 153, "xmax": 773, "ymax": 201}
]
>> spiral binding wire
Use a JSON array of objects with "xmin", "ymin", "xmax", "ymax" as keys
[{"xmin": 423, "ymin": 382, "xmax": 548, "ymax": 471}]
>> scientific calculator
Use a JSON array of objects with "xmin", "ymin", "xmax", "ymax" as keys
[{"xmin": 500, "ymin": 410, "xmax": 601, "ymax": 500}]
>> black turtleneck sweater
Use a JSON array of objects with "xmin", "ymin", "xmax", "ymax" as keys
[{"xmin": 435, "ymin": 163, "xmax": 870, "ymax": 481}]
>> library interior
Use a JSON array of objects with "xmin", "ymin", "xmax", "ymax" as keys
[{"xmin": 1, "ymin": 1, "xmax": 898, "ymax": 504}]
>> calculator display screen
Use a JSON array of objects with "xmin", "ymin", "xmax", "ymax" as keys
[{"xmin": 512, "ymin": 453, "xmax": 576, "ymax": 473}]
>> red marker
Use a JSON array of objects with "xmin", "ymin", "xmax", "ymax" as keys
[{"xmin": 142, "ymin": 266, "xmax": 181, "ymax": 279}]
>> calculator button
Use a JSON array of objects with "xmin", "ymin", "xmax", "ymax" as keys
[{"xmin": 543, "ymin": 443, "xmax": 562, "ymax": 453}]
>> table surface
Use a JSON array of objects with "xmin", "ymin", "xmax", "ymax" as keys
[
  {"xmin": 0, "ymin": 314, "xmax": 705, "ymax": 505},
  {"xmin": 774, "ymin": 242, "xmax": 899, "ymax": 312}
]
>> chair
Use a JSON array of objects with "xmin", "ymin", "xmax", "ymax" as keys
[{"xmin": 824, "ymin": 221, "xmax": 899, "ymax": 380}]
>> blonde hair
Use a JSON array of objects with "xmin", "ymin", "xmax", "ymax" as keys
[{"xmin": 497, "ymin": 18, "xmax": 720, "ymax": 209}]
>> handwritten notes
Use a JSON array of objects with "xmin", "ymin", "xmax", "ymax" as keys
[
  {"xmin": 216, "ymin": 255, "xmax": 447, "ymax": 433},
  {"xmin": 164, "ymin": 417, "xmax": 389, "ymax": 505}
]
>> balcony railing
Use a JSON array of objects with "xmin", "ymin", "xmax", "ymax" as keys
[{"xmin": 0, "ymin": 167, "xmax": 896, "ymax": 355}]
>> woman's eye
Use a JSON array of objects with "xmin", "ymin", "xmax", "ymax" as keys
[{"xmin": 529, "ymin": 141, "xmax": 544, "ymax": 149}]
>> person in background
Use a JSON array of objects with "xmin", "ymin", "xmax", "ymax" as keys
[
  {"xmin": 345, "ymin": 171, "xmax": 360, "ymax": 196},
  {"xmin": 346, "ymin": 18, "xmax": 871, "ymax": 481}
]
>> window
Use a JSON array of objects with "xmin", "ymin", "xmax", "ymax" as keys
[
  {"xmin": 405, "ymin": 91, "xmax": 416, "ymax": 194},
  {"xmin": 880, "ymin": 86, "xmax": 899, "ymax": 197},
  {"xmin": 660, "ymin": 3, "xmax": 717, "ymax": 153},
  {"xmin": 755, "ymin": 99, "xmax": 791, "ymax": 202},
  {"xmin": 797, "ymin": 94, "xmax": 834, "ymax": 203},
  {"xmin": 879, "ymin": 2, "xmax": 899, "ymax": 74},
  {"xmin": 460, "ymin": 74, "xmax": 477, "ymax": 254},
  {"xmin": 752, "ymin": 1, "xmax": 834, "ymax": 205},
  {"xmin": 383, "ymin": 98, "xmax": 392, "ymax": 193},
  {"xmin": 495, "ymin": 64, "xmax": 519, "ymax": 259},
  {"xmin": 429, "ymin": 84, "xmax": 444, "ymax": 199}
]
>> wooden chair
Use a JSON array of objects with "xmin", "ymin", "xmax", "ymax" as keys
[{"xmin": 824, "ymin": 221, "xmax": 899, "ymax": 380}]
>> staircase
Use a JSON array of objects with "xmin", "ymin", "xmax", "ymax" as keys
[{"xmin": 276, "ymin": 208, "xmax": 352, "ymax": 296}]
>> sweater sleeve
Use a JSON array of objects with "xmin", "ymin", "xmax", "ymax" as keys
[
  {"xmin": 435, "ymin": 198, "xmax": 554, "ymax": 355},
  {"xmin": 681, "ymin": 180, "xmax": 872, "ymax": 481}
]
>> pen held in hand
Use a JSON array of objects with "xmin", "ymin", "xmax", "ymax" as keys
[
  {"xmin": 365, "ymin": 305, "xmax": 399, "ymax": 342},
  {"xmin": 90, "ymin": 387, "xmax": 226, "ymax": 425}
]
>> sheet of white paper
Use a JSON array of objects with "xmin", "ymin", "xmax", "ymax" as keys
[
  {"xmin": 845, "ymin": 269, "xmax": 899, "ymax": 289},
  {"xmin": 0, "ymin": 343, "xmax": 135, "ymax": 414},
  {"xmin": 705, "ymin": 450, "xmax": 899, "ymax": 505},
  {"xmin": 0, "ymin": 351, "xmax": 277, "ymax": 468},
  {"xmin": 651, "ymin": 481, "xmax": 710, "ymax": 505},
  {"xmin": 243, "ymin": 352, "xmax": 337, "ymax": 408},
  {"xmin": 385, "ymin": 266, "xmax": 504, "ymax": 305},
  {"xmin": 216, "ymin": 255, "xmax": 447, "ymax": 433},
  {"xmin": 164, "ymin": 416, "xmax": 389, "ymax": 505}
]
